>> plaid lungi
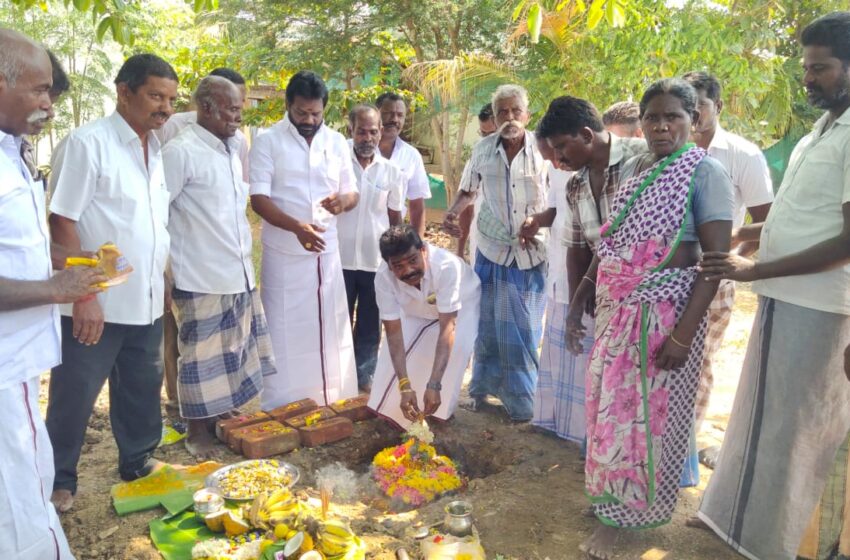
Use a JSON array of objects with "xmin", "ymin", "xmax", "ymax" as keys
[
  {"xmin": 173, "ymin": 288, "xmax": 276, "ymax": 419},
  {"xmin": 532, "ymin": 299, "xmax": 592, "ymax": 443},
  {"xmin": 694, "ymin": 279, "xmax": 735, "ymax": 429},
  {"xmin": 469, "ymin": 250, "xmax": 546, "ymax": 421}
]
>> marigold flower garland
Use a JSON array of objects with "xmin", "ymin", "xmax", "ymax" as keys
[{"xmin": 371, "ymin": 438, "xmax": 462, "ymax": 507}]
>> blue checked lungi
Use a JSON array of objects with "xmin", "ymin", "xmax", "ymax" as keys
[
  {"xmin": 532, "ymin": 299, "xmax": 592, "ymax": 443},
  {"xmin": 469, "ymin": 250, "xmax": 546, "ymax": 420},
  {"xmin": 173, "ymin": 288, "xmax": 276, "ymax": 419}
]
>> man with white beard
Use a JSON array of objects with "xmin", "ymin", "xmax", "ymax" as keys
[
  {"xmin": 0, "ymin": 28, "xmax": 105, "ymax": 559},
  {"xmin": 442, "ymin": 84, "xmax": 548, "ymax": 421}
]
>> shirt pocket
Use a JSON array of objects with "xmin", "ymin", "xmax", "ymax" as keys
[
  {"xmin": 371, "ymin": 183, "xmax": 391, "ymax": 213},
  {"xmin": 324, "ymin": 154, "xmax": 342, "ymax": 192}
]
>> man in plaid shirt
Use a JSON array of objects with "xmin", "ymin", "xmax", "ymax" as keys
[{"xmin": 443, "ymin": 84, "xmax": 547, "ymax": 421}]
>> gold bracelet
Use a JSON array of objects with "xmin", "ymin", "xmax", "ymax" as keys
[
  {"xmin": 670, "ymin": 333, "xmax": 691, "ymax": 349},
  {"xmin": 583, "ymin": 275, "xmax": 596, "ymax": 285},
  {"xmin": 398, "ymin": 377, "xmax": 411, "ymax": 390}
]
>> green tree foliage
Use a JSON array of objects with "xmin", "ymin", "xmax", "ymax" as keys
[{"xmin": 7, "ymin": 0, "xmax": 218, "ymax": 44}]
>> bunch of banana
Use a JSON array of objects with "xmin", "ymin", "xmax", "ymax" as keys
[
  {"xmin": 249, "ymin": 487, "xmax": 302, "ymax": 530},
  {"xmin": 317, "ymin": 520, "xmax": 364, "ymax": 559}
]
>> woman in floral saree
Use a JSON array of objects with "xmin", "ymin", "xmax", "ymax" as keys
[{"xmin": 566, "ymin": 78, "xmax": 734, "ymax": 559}]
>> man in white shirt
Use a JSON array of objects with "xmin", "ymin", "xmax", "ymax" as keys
[
  {"xmin": 0, "ymin": 28, "xmax": 106, "ymax": 560},
  {"xmin": 368, "ymin": 225, "xmax": 480, "ymax": 429},
  {"xmin": 698, "ymin": 12, "xmax": 850, "ymax": 559},
  {"xmin": 46, "ymin": 54, "xmax": 178, "ymax": 513},
  {"xmin": 156, "ymin": 67, "xmax": 251, "ymax": 414},
  {"xmin": 250, "ymin": 71, "xmax": 359, "ymax": 409},
  {"xmin": 682, "ymin": 71, "xmax": 774, "ymax": 434},
  {"xmin": 376, "ymin": 92, "xmax": 431, "ymax": 237},
  {"xmin": 443, "ymin": 84, "xmax": 548, "ymax": 422},
  {"xmin": 337, "ymin": 105, "xmax": 403, "ymax": 391},
  {"xmin": 162, "ymin": 76, "xmax": 276, "ymax": 458}
]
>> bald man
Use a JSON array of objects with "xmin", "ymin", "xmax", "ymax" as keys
[
  {"xmin": 162, "ymin": 77, "xmax": 275, "ymax": 458},
  {"xmin": 0, "ymin": 28, "xmax": 101, "ymax": 560}
]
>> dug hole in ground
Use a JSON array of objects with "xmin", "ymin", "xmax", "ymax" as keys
[{"xmin": 48, "ymin": 229, "xmax": 752, "ymax": 560}]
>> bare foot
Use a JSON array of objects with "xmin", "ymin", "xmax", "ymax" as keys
[
  {"xmin": 459, "ymin": 396, "xmax": 484, "ymax": 412},
  {"xmin": 51, "ymin": 489, "xmax": 74, "ymax": 513},
  {"xmin": 185, "ymin": 419, "xmax": 221, "ymax": 460},
  {"xmin": 582, "ymin": 505, "xmax": 596, "ymax": 518},
  {"xmin": 579, "ymin": 524, "xmax": 620, "ymax": 560},
  {"xmin": 685, "ymin": 516, "xmax": 710, "ymax": 530}
]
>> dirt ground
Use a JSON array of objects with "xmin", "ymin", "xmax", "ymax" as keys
[{"xmin": 44, "ymin": 228, "xmax": 757, "ymax": 560}]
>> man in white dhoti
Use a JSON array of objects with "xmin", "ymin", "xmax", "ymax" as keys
[
  {"xmin": 0, "ymin": 28, "xmax": 106, "ymax": 560},
  {"xmin": 250, "ymin": 70, "xmax": 359, "ymax": 409},
  {"xmin": 368, "ymin": 225, "xmax": 480, "ymax": 430}
]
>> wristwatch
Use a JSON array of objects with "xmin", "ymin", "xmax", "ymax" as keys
[{"xmin": 426, "ymin": 380, "xmax": 442, "ymax": 391}]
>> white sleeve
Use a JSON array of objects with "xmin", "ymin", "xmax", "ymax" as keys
[
  {"xmin": 249, "ymin": 132, "xmax": 274, "ymax": 197},
  {"xmin": 435, "ymin": 257, "xmax": 463, "ymax": 314},
  {"xmin": 374, "ymin": 266, "xmax": 402, "ymax": 321},
  {"xmin": 737, "ymin": 150, "xmax": 774, "ymax": 209},
  {"xmin": 336, "ymin": 136, "xmax": 357, "ymax": 195},
  {"xmin": 406, "ymin": 150, "xmax": 431, "ymax": 200},
  {"xmin": 161, "ymin": 143, "xmax": 187, "ymax": 203},
  {"xmin": 459, "ymin": 144, "xmax": 484, "ymax": 194},
  {"xmin": 237, "ymin": 130, "xmax": 250, "ymax": 183},
  {"xmin": 47, "ymin": 135, "xmax": 68, "ymax": 197},
  {"xmin": 386, "ymin": 164, "xmax": 405, "ymax": 212},
  {"xmin": 48, "ymin": 134, "xmax": 97, "ymax": 221}
]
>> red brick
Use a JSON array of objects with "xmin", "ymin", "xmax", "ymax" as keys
[
  {"xmin": 228, "ymin": 420, "xmax": 287, "ymax": 454},
  {"xmin": 241, "ymin": 425, "xmax": 301, "ymax": 459},
  {"xmin": 329, "ymin": 395, "xmax": 374, "ymax": 422},
  {"xmin": 299, "ymin": 417, "xmax": 354, "ymax": 447},
  {"xmin": 284, "ymin": 407, "xmax": 336, "ymax": 429},
  {"xmin": 215, "ymin": 412, "xmax": 271, "ymax": 444},
  {"xmin": 265, "ymin": 398, "xmax": 319, "ymax": 423}
]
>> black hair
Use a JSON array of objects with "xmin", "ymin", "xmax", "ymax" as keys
[
  {"xmin": 602, "ymin": 101, "xmax": 640, "ymax": 127},
  {"xmin": 536, "ymin": 96, "xmax": 604, "ymax": 139},
  {"xmin": 801, "ymin": 11, "xmax": 850, "ymax": 64},
  {"xmin": 209, "ymin": 67, "xmax": 246, "ymax": 85},
  {"xmin": 478, "ymin": 102, "xmax": 494, "ymax": 122},
  {"xmin": 285, "ymin": 70, "xmax": 328, "ymax": 107},
  {"xmin": 639, "ymin": 78, "xmax": 698, "ymax": 118},
  {"xmin": 379, "ymin": 225, "xmax": 424, "ymax": 261},
  {"xmin": 47, "ymin": 50, "xmax": 70, "ymax": 97},
  {"xmin": 114, "ymin": 53, "xmax": 178, "ymax": 93},
  {"xmin": 375, "ymin": 91, "xmax": 405, "ymax": 109},
  {"xmin": 681, "ymin": 71, "xmax": 722, "ymax": 103}
]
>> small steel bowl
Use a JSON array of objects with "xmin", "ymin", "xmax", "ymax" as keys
[
  {"xmin": 193, "ymin": 487, "xmax": 224, "ymax": 519},
  {"xmin": 444, "ymin": 500, "xmax": 474, "ymax": 537}
]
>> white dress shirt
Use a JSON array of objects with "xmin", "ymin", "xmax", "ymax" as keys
[
  {"xmin": 50, "ymin": 112, "xmax": 171, "ymax": 325},
  {"xmin": 708, "ymin": 126, "xmax": 774, "ymax": 227},
  {"xmin": 156, "ymin": 111, "xmax": 250, "ymax": 182},
  {"xmin": 163, "ymin": 123, "xmax": 255, "ymax": 294},
  {"xmin": 545, "ymin": 166, "xmax": 573, "ymax": 304},
  {"xmin": 249, "ymin": 114, "xmax": 357, "ymax": 256},
  {"xmin": 375, "ymin": 243, "xmax": 480, "ymax": 321},
  {"xmin": 0, "ymin": 132, "xmax": 60, "ymax": 388},
  {"xmin": 754, "ymin": 110, "xmax": 850, "ymax": 315},
  {"xmin": 337, "ymin": 141, "xmax": 404, "ymax": 272},
  {"xmin": 386, "ymin": 137, "xmax": 431, "ymax": 209},
  {"xmin": 460, "ymin": 131, "xmax": 548, "ymax": 269}
]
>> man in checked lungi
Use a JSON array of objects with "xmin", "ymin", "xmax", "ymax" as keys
[
  {"xmin": 442, "ymin": 84, "xmax": 547, "ymax": 422},
  {"xmin": 367, "ymin": 225, "xmax": 480, "ymax": 429},
  {"xmin": 162, "ymin": 76, "xmax": 276, "ymax": 458}
]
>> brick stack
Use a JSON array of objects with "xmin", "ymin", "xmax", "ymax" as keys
[{"xmin": 212, "ymin": 396, "xmax": 374, "ymax": 458}]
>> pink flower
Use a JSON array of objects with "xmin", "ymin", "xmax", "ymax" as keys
[
  {"xmin": 648, "ymin": 388, "xmax": 669, "ymax": 436},
  {"xmin": 611, "ymin": 386, "xmax": 641, "ymax": 424},
  {"xmin": 603, "ymin": 352, "xmax": 632, "ymax": 391},
  {"xmin": 591, "ymin": 421, "xmax": 616, "ymax": 456},
  {"xmin": 585, "ymin": 397, "xmax": 600, "ymax": 426},
  {"xmin": 623, "ymin": 426, "xmax": 648, "ymax": 463}
]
